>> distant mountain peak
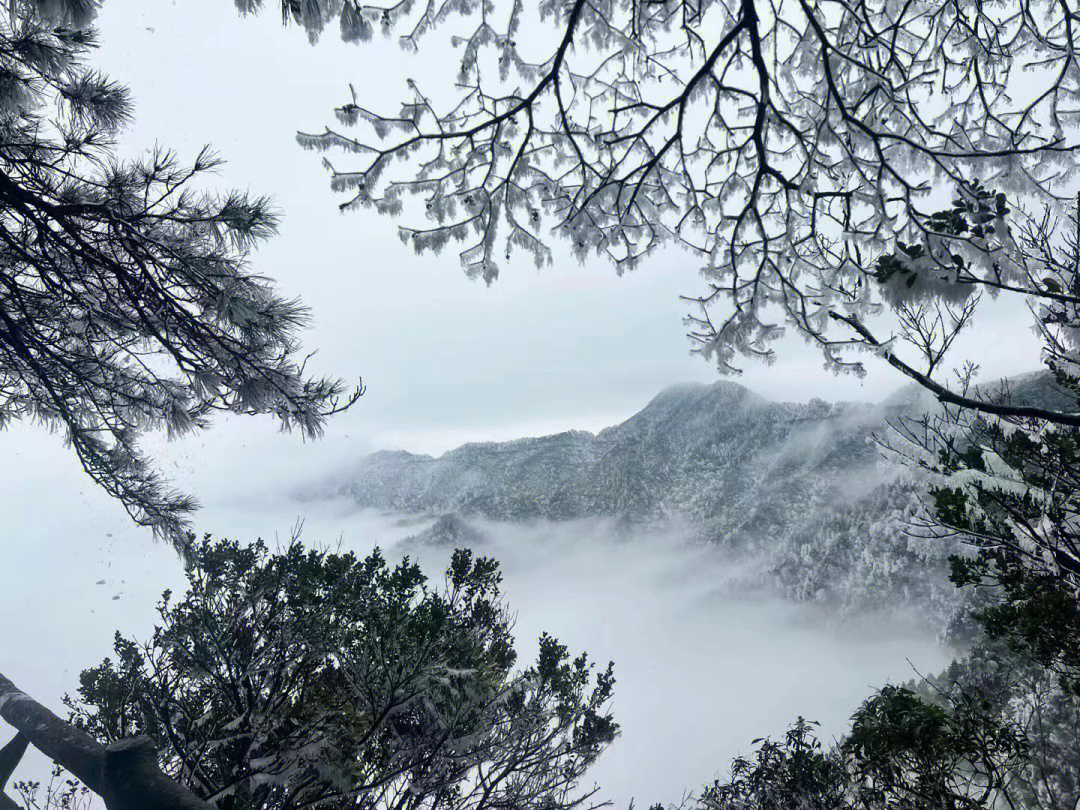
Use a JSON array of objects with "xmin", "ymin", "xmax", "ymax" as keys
[
  {"xmin": 330, "ymin": 369, "xmax": 1066, "ymax": 627},
  {"xmin": 645, "ymin": 379, "xmax": 758, "ymax": 407}
]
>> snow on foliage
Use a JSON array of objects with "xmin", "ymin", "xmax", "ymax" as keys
[
  {"xmin": 66, "ymin": 537, "xmax": 617, "ymax": 810},
  {"xmin": 0, "ymin": 0, "xmax": 361, "ymax": 548},
  {"xmin": 246, "ymin": 0, "xmax": 1080, "ymax": 381}
]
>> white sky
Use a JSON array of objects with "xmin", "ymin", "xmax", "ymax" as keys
[
  {"xmin": 0, "ymin": 1, "xmax": 1049, "ymax": 805},
  {"xmin": 87, "ymin": 0, "xmax": 1046, "ymax": 455}
]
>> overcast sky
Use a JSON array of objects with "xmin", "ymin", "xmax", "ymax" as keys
[
  {"xmin": 0, "ymin": 2, "xmax": 1051, "ymax": 804},
  {"xmin": 83, "ymin": 0, "xmax": 1045, "ymax": 455},
  {"xmin": 0, "ymin": 0, "xmax": 1045, "ymax": 688}
]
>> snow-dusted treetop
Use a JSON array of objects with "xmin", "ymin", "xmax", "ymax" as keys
[
  {"xmin": 0, "ymin": 0, "xmax": 361, "ymax": 548},
  {"xmin": 244, "ymin": 0, "xmax": 1080, "ymax": 411}
]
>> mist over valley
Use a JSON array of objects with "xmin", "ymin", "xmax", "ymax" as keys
[{"xmin": 2, "ymin": 378, "xmax": 978, "ymax": 806}]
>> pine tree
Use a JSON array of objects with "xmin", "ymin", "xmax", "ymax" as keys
[{"xmin": 0, "ymin": 0, "xmax": 360, "ymax": 550}]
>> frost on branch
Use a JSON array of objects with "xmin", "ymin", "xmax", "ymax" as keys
[
  {"xmin": 0, "ymin": 0, "xmax": 361, "ymax": 548},
  {"xmin": 246, "ymin": 0, "xmax": 1080, "ymax": 388}
]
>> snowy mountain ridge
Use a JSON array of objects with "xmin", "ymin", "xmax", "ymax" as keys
[{"xmin": 336, "ymin": 373, "xmax": 1070, "ymax": 624}]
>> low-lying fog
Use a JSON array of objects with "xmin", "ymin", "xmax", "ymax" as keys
[
  {"xmin": 2, "ymin": 433, "xmax": 952, "ymax": 807},
  {"xmin": 392, "ymin": 516, "xmax": 950, "ymax": 806}
]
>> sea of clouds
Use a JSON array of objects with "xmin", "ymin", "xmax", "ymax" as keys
[{"xmin": 1, "ymin": 422, "xmax": 951, "ymax": 807}]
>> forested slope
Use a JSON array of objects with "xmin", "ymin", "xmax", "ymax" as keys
[{"xmin": 337, "ymin": 374, "xmax": 1070, "ymax": 624}]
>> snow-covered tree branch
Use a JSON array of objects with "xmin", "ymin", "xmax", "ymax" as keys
[
  {"xmin": 0, "ymin": 0, "xmax": 362, "ymax": 549},
  {"xmin": 242, "ymin": 0, "xmax": 1080, "ymax": 414}
]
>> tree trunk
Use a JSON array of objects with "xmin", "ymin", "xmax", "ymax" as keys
[
  {"xmin": 0, "ymin": 672, "xmax": 213, "ymax": 810},
  {"xmin": 0, "ymin": 731, "xmax": 28, "ymax": 810}
]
